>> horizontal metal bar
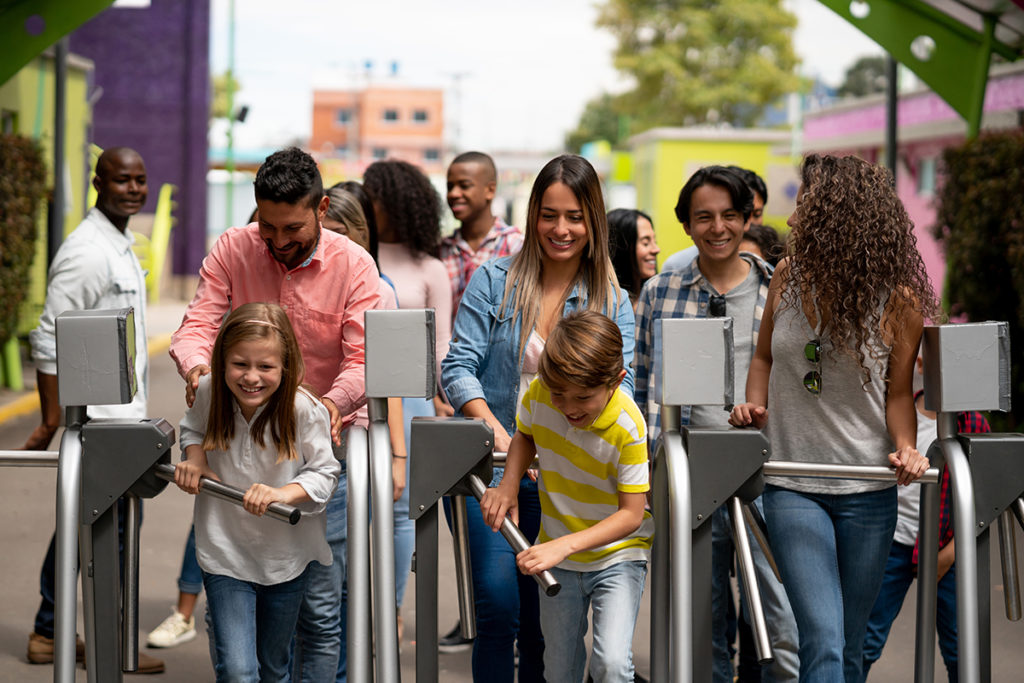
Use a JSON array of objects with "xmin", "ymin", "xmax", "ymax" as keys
[
  {"xmin": 763, "ymin": 461, "xmax": 940, "ymax": 484},
  {"xmin": 0, "ymin": 450, "xmax": 59, "ymax": 467},
  {"xmin": 153, "ymin": 463, "xmax": 301, "ymax": 524}
]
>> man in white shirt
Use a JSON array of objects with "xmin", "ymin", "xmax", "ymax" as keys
[{"xmin": 24, "ymin": 147, "xmax": 163, "ymax": 674}]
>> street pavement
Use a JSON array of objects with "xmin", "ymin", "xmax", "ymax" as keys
[{"xmin": 1, "ymin": 298, "xmax": 1023, "ymax": 681}]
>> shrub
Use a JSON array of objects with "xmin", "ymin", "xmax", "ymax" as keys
[
  {"xmin": 0, "ymin": 134, "xmax": 47, "ymax": 344},
  {"xmin": 934, "ymin": 130, "xmax": 1024, "ymax": 429}
]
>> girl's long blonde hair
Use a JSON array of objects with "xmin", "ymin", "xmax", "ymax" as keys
[
  {"xmin": 204, "ymin": 302, "xmax": 305, "ymax": 463},
  {"xmin": 502, "ymin": 154, "xmax": 620, "ymax": 360}
]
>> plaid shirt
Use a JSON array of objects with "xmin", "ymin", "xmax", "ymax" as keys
[
  {"xmin": 633, "ymin": 253, "xmax": 772, "ymax": 447},
  {"xmin": 915, "ymin": 393, "xmax": 991, "ymax": 562},
  {"xmin": 439, "ymin": 217, "xmax": 523, "ymax": 323}
]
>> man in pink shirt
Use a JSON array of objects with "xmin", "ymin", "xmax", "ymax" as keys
[{"xmin": 169, "ymin": 147, "xmax": 380, "ymax": 682}]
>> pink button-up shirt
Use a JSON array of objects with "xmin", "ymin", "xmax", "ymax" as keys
[{"xmin": 170, "ymin": 224, "xmax": 381, "ymax": 431}]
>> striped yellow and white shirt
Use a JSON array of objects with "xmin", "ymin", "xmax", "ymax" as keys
[{"xmin": 516, "ymin": 378, "xmax": 654, "ymax": 572}]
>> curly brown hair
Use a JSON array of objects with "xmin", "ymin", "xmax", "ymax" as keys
[
  {"xmin": 782, "ymin": 154, "xmax": 940, "ymax": 377},
  {"xmin": 363, "ymin": 160, "xmax": 441, "ymax": 258}
]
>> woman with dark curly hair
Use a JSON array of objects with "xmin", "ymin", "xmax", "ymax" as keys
[
  {"xmin": 607, "ymin": 208, "xmax": 660, "ymax": 309},
  {"xmin": 362, "ymin": 160, "xmax": 451, "ymax": 644},
  {"xmin": 730, "ymin": 154, "xmax": 939, "ymax": 682}
]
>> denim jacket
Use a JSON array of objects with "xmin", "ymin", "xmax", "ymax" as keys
[{"xmin": 442, "ymin": 256, "xmax": 635, "ymax": 436}]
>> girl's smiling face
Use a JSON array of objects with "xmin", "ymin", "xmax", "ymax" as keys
[{"xmin": 224, "ymin": 337, "xmax": 284, "ymax": 420}]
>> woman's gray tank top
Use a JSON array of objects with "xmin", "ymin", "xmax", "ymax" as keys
[{"xmin": 764, "ymin": 291, "xmax": 894, "ymax": 494}]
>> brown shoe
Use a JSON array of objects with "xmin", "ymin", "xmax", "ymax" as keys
[
  {"xmin": 27, "ymin": 632, "xmax": 85, "ymax": 664},
  {"xmin": 127, "ymin": 652, "xmax": 165, "ymax": 675}
]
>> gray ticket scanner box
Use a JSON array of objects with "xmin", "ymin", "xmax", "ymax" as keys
[
  {"xmin": 657, "ymin": 316, "xmax": 735, "ymax": 407},
  {"xmin": 56, "ymin": 308, "xmax": 137, "ymax": 406},
  {"xmin": 365, "ymin": 308, "xmax": 436, "ymax": 399},
  {"xmin": 922, "ymin": 321, "xmax": 1011, "ymax": 413}
]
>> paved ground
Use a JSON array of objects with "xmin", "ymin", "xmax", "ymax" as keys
[{"xmin": 2, "ymin": 298, "xmax": 1024, "ymax": 681}]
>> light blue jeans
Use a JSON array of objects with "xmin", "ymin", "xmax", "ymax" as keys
[
  {"xmin": 540, "ymin": 561, "xmax": 648, "ymax": 683},
  {"xmin": 203, "ymin": 566, "xmax": 310, "ymax": 683},
  {"xmin": 764, "ymin": 485, "xmax": 896, "ymax": 683},
  {"xmin": 293, "ymin": 468, "xmax": 347, "ymax": 682}
]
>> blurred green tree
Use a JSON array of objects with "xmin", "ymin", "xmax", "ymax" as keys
[
  {"xmin": 583, "ymin": 0, "xmax": 799, "ymax": 139},
  {"xmin": 837, "ymin": 55, "xmax": 888, "ymax": 98}
]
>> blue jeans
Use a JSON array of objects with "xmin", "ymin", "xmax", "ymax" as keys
[
  {"xmin": 293, "ymin": 467, "xmax": 347, "ymax": 683},
  {"xmin": 763, "ymin": 485, "xmax": 896, "ymax": 683},
  {"xmin": 203, "ymin": 567, "xmax": 309, "ymax": 683},
  {"xmin": 460, "ymin": 470, "xmax": 544, "ymax": 682},
  {"xmin": 179, "ymin": 524, "xmax": 204, "ymax": 595},
  {"xmin": 711, "ymin": 508, "xmax": 736, "ymax": 682},
  {"xmin": 861, "ymin": 542, "xmax": 958, "ymax": 682},
  {"xmin": 541, "ymin": 561, "xmax": 647, "ymax": 683}
]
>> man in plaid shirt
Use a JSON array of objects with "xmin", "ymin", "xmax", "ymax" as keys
[
  {"xmin": 441, "ymin": 152, "xmax": 523, "ymax": 324},
  {"xmin": 633, "ymin": 166, "xmax": 796, "ymax": 682}
]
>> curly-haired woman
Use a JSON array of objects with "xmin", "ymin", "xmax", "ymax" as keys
[{"xmin": 730, "ymin": 154, "xmax": 939, "ymax": 682}]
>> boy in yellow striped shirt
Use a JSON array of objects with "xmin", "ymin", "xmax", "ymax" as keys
[{"xmin": 481, "ymin": 311, "xmax": 653, "ymax": 682}]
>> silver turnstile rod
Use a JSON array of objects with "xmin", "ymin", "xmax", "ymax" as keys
[
  {"xmin": 662, "ymin": 429, "xmax": 691, "ymax": 683},
  {"xmin": 450, "ymin": 495, "xmax": 477, "ymax": 639},
  {"xmin": 741, "ymin": 502, "xmax": 781, "ymax": 583},
  {"xmin": 939, "ymin": 413, "xmax": 981, "ymax": 683},
  {"xmin": 915, "ymin": 459, "xmax": 942, "ymax": 683},
  {"xmin": 729, "ymin": 497, "xmax": 772, "ymax": 664},
  {"xmin": 55, "ymin": 407, "xmax": 86, "ymax": 683},
  {"xmin": 465, "ymin": 473, "xmax": 561, "ymax": 596},
  {"xmin": 1012, "ymin": 497, "xmax": 1024, "ymax": 535},
  {"xmin": 0, "ymin": 449, "xmax": 59, "ymax": 466},
  {"xmin": 368, "ymin": 398, "xmax": 400, "ymax": 683},
  {"xmin": 997, "ymin": 510, "xmax": 1021, "ymax": 621},
  {"xmin": 122, "ymin": 493, "xmax": 142, "ymax": 672},
  {"xmin": 763, "ymin": 461, "xmax": 940, "ymax": 484},
  {"xmin": 347, "ymin": 427, "xmax": 372, "ymax": 683},
  {"xmin": 153, "ymin": 463, "xmax": 300, "ymax": 524}
]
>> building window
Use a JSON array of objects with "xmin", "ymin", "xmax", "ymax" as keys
[
  {"xmin": 335, "ymin": 108, "xmax": 352, "ymax": 125},
  {"xmin": 413, "ymin": 109, "xmax": 429, "ymax": 123},
  {"xmin": 335, "ymin": 145, "xmax": 348, "ymax": 159},
  {"xmin": 424, "ymin": 148, "xmax": 440, "ymax": 162},
  {"xmin": 918, "ymin": 157, "xmax": 937, "ymax": 196},
  {"xmin": 382, "ymin": 109, "xmax": 399, "ymax": 122},
  {"xmin": 372, "ymin": 147, "xmax": 388, "ymax": 160}
]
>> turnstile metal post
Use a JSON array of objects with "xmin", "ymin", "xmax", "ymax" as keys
[
  {"xmin": 998, "ymin": 509, "xmax": 1022, "ymax": 620},
  {"xmin": 450, "ymin": 494, "xmax": 477, "ymax": 639},
  {"xmin": 346, "ymin": 427, "xmax": 372, "ymax": 683},
  {"xmin": 55, "ymin": 406, "xmax": 85, "ymax": 683},
  {"xmin": 368, "ymin": 397, "xmax": 400, "ymax": 683}
]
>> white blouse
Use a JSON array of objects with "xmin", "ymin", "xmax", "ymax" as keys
[{"xmin": 180, "ymin": 374, "xmax": 340, "ymax": 585}]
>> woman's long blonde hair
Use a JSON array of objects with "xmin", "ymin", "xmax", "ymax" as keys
[
  {"xmin": 501, "ymin": 154, "xmax": 620, "ymax": 360},
  {"xmin": 204, "ymin": 302, "xmax": 305, "ymax": 463}
]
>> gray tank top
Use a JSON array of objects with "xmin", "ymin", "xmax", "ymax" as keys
[{"xmin": 764, "ymin": 291, "xmax": 894, "ymax": 494}]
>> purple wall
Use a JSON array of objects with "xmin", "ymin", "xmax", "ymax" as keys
[{"xmin": 70, "ymin": 0, "xmax": 210, "ymax": 276}]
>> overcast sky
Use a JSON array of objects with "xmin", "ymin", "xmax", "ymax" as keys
[{"xmin": 209, "ymin": 0, "xmax": 882, "ymax": 152}]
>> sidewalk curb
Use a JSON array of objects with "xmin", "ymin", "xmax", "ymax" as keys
[{"xmin": 0, "ymin": 333, "xmax": 173, "ymax": 427}]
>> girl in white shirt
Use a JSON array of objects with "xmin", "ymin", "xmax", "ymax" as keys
[{"xmin": 174, "ymin": 302, "xmax": 339, "ymax": 682}]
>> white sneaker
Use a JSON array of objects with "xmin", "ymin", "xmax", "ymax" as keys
[{"xmin": 146, "ymin": 609, "xmax": 197, "ymax": 648}]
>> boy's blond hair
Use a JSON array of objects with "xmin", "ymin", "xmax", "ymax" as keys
[{"xmin": 538, "ymin": 311, "xmax": 624, "ymax": 390}]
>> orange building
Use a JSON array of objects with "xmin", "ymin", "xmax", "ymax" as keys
[{"xmin": 310, "ymin": 85, "xmax": 445, "ymax": 176}]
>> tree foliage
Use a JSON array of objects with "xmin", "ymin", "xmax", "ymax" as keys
[
  {"xmin": 0, "ymin": 134, "xmax": 46, "ymax": 343},
  {"xmin": 593, "ymin": 0, "xmax": 800, "ymax": 132},
  {"xmin": 566, "ymin": 93, "xmax": 626, "ymax": 152},
  {"xmin": 211, "ymin": 71, "xmax": 241, "ymax": 120},
  {"xmin": 934, "ymin": 130, "xmax": 1024, "ymax": 429},
  {"xmin": 838, "ymin": 55, "xmax": 888, "ymax": 98}
]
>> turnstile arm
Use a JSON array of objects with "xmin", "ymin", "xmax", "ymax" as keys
[{"xmin": 153, "ymin": 463, "xmax": 301, "ymax": 524}]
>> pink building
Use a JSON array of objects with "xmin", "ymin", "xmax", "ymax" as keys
[{"xmin": 801, "ymin": 61, "xmax": 1024, "ymax": 293}]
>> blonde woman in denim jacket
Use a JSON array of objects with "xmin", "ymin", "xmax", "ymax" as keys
[{"xmin": 442, "ymin": 155, "xmax": 634, "ymax": 682}]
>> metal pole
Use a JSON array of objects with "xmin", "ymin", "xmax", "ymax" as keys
[
  {"xmin": 729, "ymin": 497, "xmax": 772, "ymax": 664},
  {"xmin": 450, "ymin": 495, "xmax": 477, "ymax": 639},
  {"xmin": 49, "ymin": 37, "xmax": 68, "ymax": 267},
  {"xmin": 55, "ymin": 406, "xmax": 86, "ymax": 683},
  {"xmin": 346, "ymin": 427, "xmax": 372, "ymax": 683},
  {"xmin": 939, "ymin": 413, "xmax": 980, "ymax": 683},
  {"xmin": 650, "ymin": 437, "xmax": 670, "ymax": 683},
  {"xmin": 885, "ymin": 53, "xmax": 898, "ymax": 184},
  {"xmin": 662, "ymin": 429, "xmax": 692, "ymax": 683},
  {"xmin": 0, "ymin": 450, "xmax": 59, "ymax": 466},
  {"xmin": 465, "ymin": 473, "xmax": 560, "ymax": 596},
  {"xmin": 368, "ymin": 398, "xmax": 399, "ymax": 683},
  {"xmin": 762, "ymin": 461, "xmax": 939, "ymax": 484},
  {"xmin": 415, "ymin": 499, "xmax": 439, "ymax": 683},
  {"xmin": 153, "ymin": 463, "xmax": 300, "ymax": 524},
  {"xmin": 997, "ymin": 510, "xmax": 1021, "ymax": 620},
  {"xmin": 224, "ymin": 0, "xmax": 236, "ymax": 232},
  {"xmin": 915, "ymin": 460, "xmax": 941, "ymax": 683},
  {"xmin": 1013, "ymin": 497, "xmax": 1024, "ymax": 534},
  {"xmin": 122, "ymin": 493, "xmax": 142, "ymax": 672},
  {"xmin": 741, "ymin": 502, "xmax": 781, "ymax": 583}
]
